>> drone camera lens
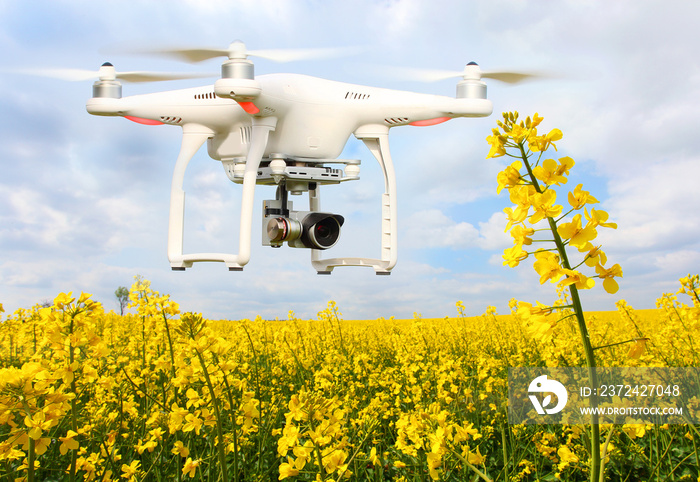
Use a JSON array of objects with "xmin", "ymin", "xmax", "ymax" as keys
[
  {"xmin": 316, "ymin": 223, "xmax": 331, "ymax": 239},
  {"xmin": 302, "ymin": 213, "xmax": 344, "ymax": 249}
]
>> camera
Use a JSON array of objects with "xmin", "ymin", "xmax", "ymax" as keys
[{"xmin": 262, "ymin": 198, "xmax": 344, "ymax": 250}]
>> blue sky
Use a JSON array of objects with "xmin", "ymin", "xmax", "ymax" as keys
[{"xmin": 1, "ymin": 0, "xmax": 699, "ymax": 320}]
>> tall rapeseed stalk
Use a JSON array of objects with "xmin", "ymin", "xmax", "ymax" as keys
[{"xmin": 487, "ymin": 112, "xmax": 623, "ymax": 482}]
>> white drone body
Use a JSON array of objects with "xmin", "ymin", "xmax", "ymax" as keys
[{"xmin": 78, "ymin": 43, "xmax": 518, "ymax": 274}]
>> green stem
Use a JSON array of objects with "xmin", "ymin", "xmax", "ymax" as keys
[
  {"xmin": 27, "ymin": 437, "xmax": 35, "ymax": 482},
  {"xmin": 195, "ymin": 348, "xmax": 229, "ymax": 482},
  {"xmin": 450, "ymin": 448, "xmax": 493, "ymax": 482},
  {"xmin": 593, "ymin": 338, "xmax": 644, "ymax": 351},
  {"xmin": 555, "ymin": 208, "xmax": 576, "ymax": 224},
  {"xmin": 217, "ymin": 355, "xmax": 240, "ymax": 482},
  {"xmin": 501, "ymin": 424, "xmax": 509, "ymax": 480},
  {"xmin": 162, "ymin": 311, "xmax": 177, "ymax": 381},
  {"xmin": 120, "ymin": 367, "xmax": 168, "ymax": 411},
  {"xmin": 238, "ymin": 322, "xmax": 261, "ymax": 403},
  {"xmin": 334, "ymin": 419, "xmax": 378, "ymax": 482},
  {"xmin": 598, "ymin": 426, "xmax": 615, "ymax": 482}
]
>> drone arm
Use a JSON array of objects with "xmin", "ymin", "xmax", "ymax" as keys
[{"xmin": 311, "ymin": 125, "xmax": 397, "ymax": 275}]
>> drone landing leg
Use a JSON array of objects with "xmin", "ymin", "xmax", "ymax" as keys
[
  {"xmin": 168, "ymin": 128, "xmax": 213, "ymax": 270},
  {"xmin": 311, "ymin": 132, "xmax": 397, "ymax": 275},
  {"xmin": 235, "ymin": 117, "xmax": 278, "ymax": 269},
  {"xmin": 168, "ymin": 119, "xmax": 276, "ymax": 271}
]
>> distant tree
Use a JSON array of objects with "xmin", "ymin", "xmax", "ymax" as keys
[{"xmin": 115, "ymin": 287, "xmax": 129, "ymax": 316}]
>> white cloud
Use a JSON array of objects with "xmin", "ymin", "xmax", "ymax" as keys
[
  {"xmin": 396, "ymin": 122, "xmax": 501, "ymax": 207},
  {"xmin": 603, "ymin": 158, "xmax": 700, "ymax": 252},
  {"xmin": 402, "ymin": 209, "xmax": 508, "ymax": 251},
  {"xmin": 367, "ymin": 0, "xmax": 423, "ymax": 38},
  {"xmin": 3, "ymin": 187, "xmax": 72, "ymax": 248},
  {"xmin": 652, "ymin": 250, "xmax": 700, "ymax": 274},
  {"xmin": 403, "ymin": 209, "xmax": 478, "ymax": 249},
  {"xmin": 477, "ymin": 212, "xmax": 510, "ymax": 250}
]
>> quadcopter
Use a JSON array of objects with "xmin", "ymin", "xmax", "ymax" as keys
[{"xmin": 33, "ymin": 41, "xmax": 536, "ymax": 274}]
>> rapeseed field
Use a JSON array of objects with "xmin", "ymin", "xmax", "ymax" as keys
[{"xmin": 0, "ymin": 274, "xmax": 698, "ymax": 481}]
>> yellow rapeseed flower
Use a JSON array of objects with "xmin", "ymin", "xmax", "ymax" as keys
[
  {"xmin": 182, "ymin": 457, "xmax": 201, "ymax": 478},
  {"xmin": 171, "ymin": 440, "xmax": 189, "ymax": 458},
  {"xmin": 182, "ymin": 412, "xmax": 204, "ymax": 435},
  {"xmin": 121, "ymin": 460, "xmax": 141, "ymax": 479},
  {"xmin": 529, "ymin": 128, "xmax": 563, "ymax": 152},
  {"xmin": 627, "ymin": 338, "xmax": 649, "ymax": 359},
  {"xmin": 568, "ymin": 183, "xmax": 599, "ymax": 210},
  {"xmin": 533, "ymin": 158, "xmax": 570, "ymax": 186},
  {"xmin": 557, "ymin": 445, "xmax": 579, "ymax": 470},
  {"xmin": 503, "ymin": 244, "xmax": 529, "ymax": 268},
  {"xmin": 466, "ymin": 446, "xmax": 485, "ymax": 465},
  {"xmin": 34, "ymin": 436, "xmax": 51, "ymax": 455},
  {"xmin": 59, "ymin": 430, "xmax": 80, "ymax": 455},
  {"xmin": 580, "ymin": 244, "xmax": 607, "ymax": 267},
  {"xmin": 503, "ymin": 206, "xmax": 529, "ymax": 232},
  {"xmin": 508, "ymin": 123, "xmax": 529, "ymax": 143},
  {"xmin": 596, "ymin": 263, "xmax": 623, "ymax": 294},
  {"xmin": 323, "ymin": 449, "xmax": 348, "ymax": 474},
  {"xmin": 529, "ymin": 190, "xmax": 562, "ymax": 224},
  {"xmin": 426, "ymin": 451, "xmax": 442, "ymax": 480},
  {"xmin": 496, "ymin": 161, "xmax": 523, "ymax": 193},
  {"xmin": 510, "ymin": 225, "xmax": 535, "ymax": 246},
  {"xmin": 368, "ymin": 446, "xmax": 381, "ymax": 466},
  {"xmin": 558, "ymin": 214, "xmax": 598, "ymax": 248},
  {"xmin": 533, "ymin": 251, "xmax": 565, "ymax": 284},
  {"xmin": 559, "ymin": 270, "xmax": 596, "ymax": 290},
  {"xmin": 53, "ymin": 292, "xmax": 75, "ymax": 309},
  {"xmin": 584, "ymin": 208, "xmax": 617, "ymax": 229},
  {"xmin": 486, "ymin": 130, "xmax": 507, "ymax": 158}
]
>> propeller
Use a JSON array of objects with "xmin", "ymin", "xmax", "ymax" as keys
[
  {"xmin": 373, "ymin": 62, "xmax": 547, "ymax": 84},
  {"xmin": 10, "ymin": 62, "xmax": 216, "ymax": 83},
  {"xmin": 134, "ymin": 40, "xmax": 361, "ymax": 63}
]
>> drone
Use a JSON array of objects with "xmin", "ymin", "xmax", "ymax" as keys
[{"xmin": 33, "ymin": 41, "xmax": 537, "ymax": 274}]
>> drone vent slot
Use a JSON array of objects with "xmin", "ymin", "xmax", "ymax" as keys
[
  {"xmin": 384, "ymin": 117, "xmax": 409, "ymax": 125},
  {"xmin": 160, "ymin": 116, "xmax": 183, "ymax": 125},
  {"xmin": 240, "ymin": 126, "xmax": 252, "ymax": 144},
  {"xmin": 194, "ymin": 92, "xmax": 216, "ymax": 100},
  {"xmin": 345, "ymin": 91, "xmax": 371, "ymax": 100}
]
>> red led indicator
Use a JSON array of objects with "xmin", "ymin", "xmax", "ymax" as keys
[
  {"xmin": 409, "ymin": 117, "xmax": 451, "ymax": 127},
  {"xmin": 237, "ymin": 101, "xmax": 260, "ymax": 115},
  {"xmin": 124, "ymin": 116, "xmax": 164, "ymax": 126}
]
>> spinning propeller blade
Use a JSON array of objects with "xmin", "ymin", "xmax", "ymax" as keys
[
  {"xmin": 134, "ymin": 41, "xmax": 360, "ymax": 63},
  {"xmin": 481, "ymin": 71, "xmax": 542, "ymax": 84},
  {"xmin": 248, "ymin": 46, "xmax": 361, "ymax": 63},
  {"xmin": 371, "ymin": 63, "xmax": 547, "ymax": 84},
  {"xmin": 12, "ymin": 68, "xmax": 103, "ymax": 82},
  {"xmin": 115, "ymin": 71, "xmax": 216, "ymax": 82},
  {"xmin": 9, "ymin": 63, "xmax": 215, "ymax": 83},
  {"xmin": 147, "ymin": 48, "xmax": 232, "ymax": 63}
]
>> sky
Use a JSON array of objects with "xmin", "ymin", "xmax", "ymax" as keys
[{"xmin": 1, "ymin": 0, "xmax": 699, "ymax": 321}]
